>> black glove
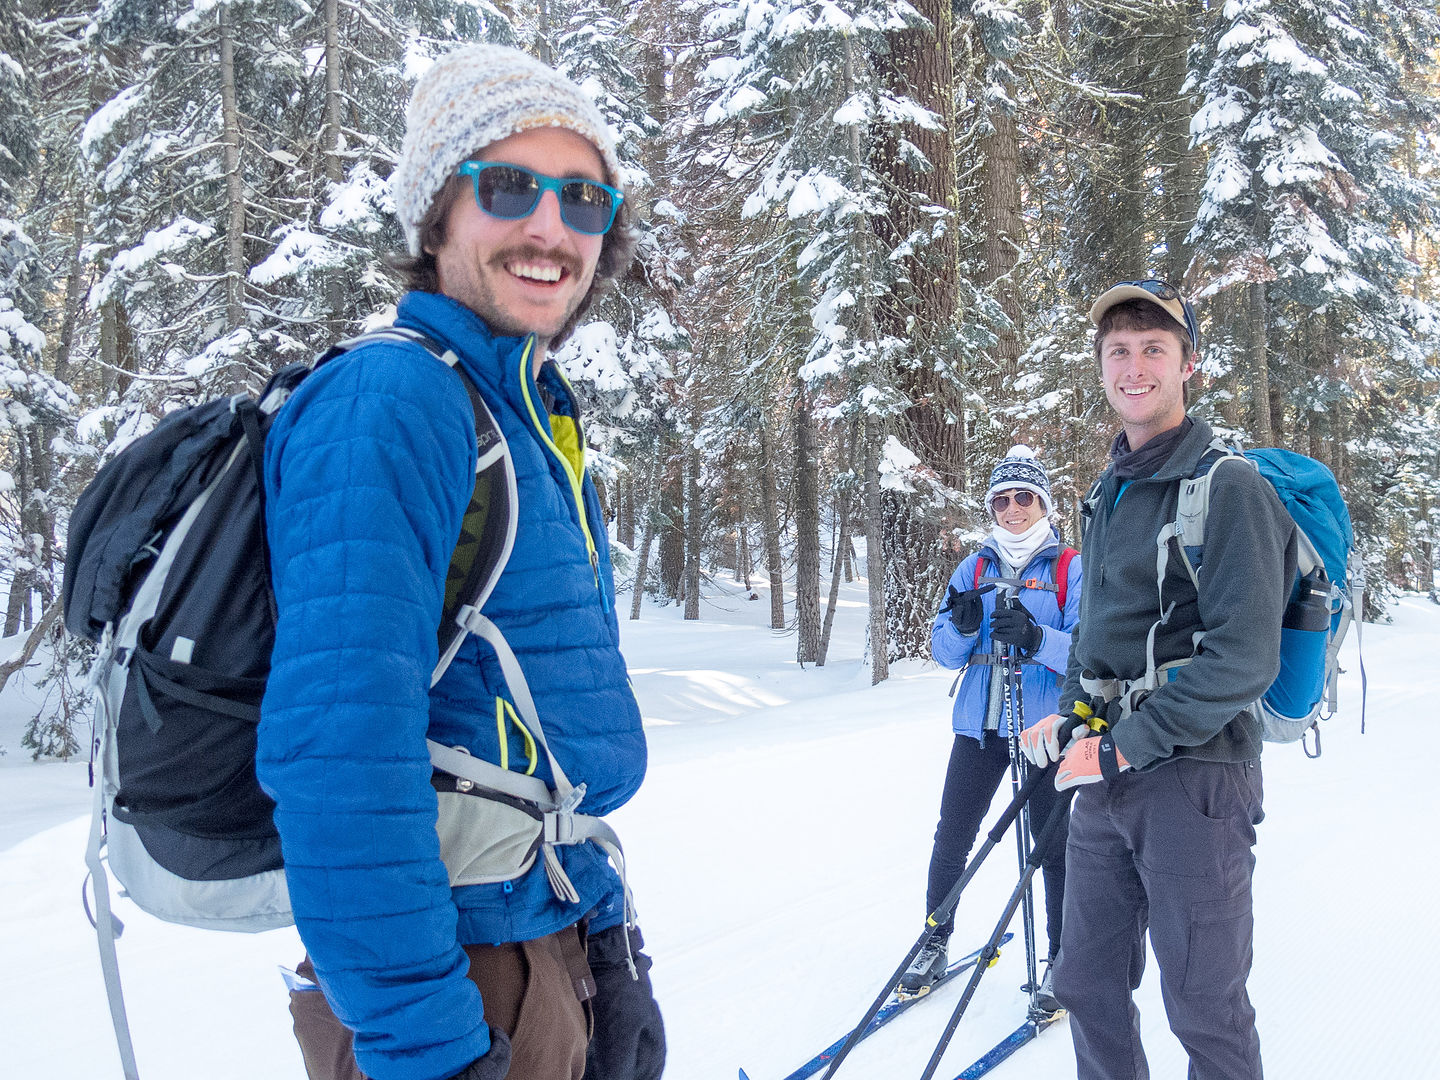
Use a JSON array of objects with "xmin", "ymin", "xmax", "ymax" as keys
[
  {"xmin": 583, "ymin": 925, "xmax": 665, "ymax": 1080},
  {"xmin": 989, "ymin": 599, "xmax": 1042, "ymax": 656},
  {"xmin": 449, "ymin": 1028, "xmax": 511, "ymax": 1080},
  {"xmin": 940, "ymin": 583, "xmax": 994, "ymax": 635}
]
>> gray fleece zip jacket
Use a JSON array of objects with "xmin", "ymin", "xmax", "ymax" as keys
[{"xmin": 1060, "ymin": 418, "xmax": 1299, "ymax": 771}]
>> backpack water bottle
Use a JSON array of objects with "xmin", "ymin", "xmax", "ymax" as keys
[{"xmin": 1268, "ymin": 568, "xmax": 1334, "ymax": 736}]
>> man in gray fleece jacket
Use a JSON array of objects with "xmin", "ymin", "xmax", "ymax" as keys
[{"xmin": 1021, "ymin": 280, "xmax": 1297, "ymax": 1080}]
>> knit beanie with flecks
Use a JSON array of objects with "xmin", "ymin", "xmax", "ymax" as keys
[
  {"xmin": 985, "ymin": 445, "xmax": 1054, "ymax": 516},
  {"xmin": 391, "ymin": 44, "xmax": 622, "ymax": 255}
]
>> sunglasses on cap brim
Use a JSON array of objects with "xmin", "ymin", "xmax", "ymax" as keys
[
  {"xmin": 990, "ymin": 490, "xmax": 1038, "ymax": 513},
  {"xmin": 457, "ymin": 161, "xmax": 624, "ymax": 236},
  {"xmin": 1111, "ymin": 278, "xmax": 1200, "ymax": 351}
]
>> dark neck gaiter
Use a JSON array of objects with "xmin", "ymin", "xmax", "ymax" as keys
[{"xmin": 1109, "ymin": 415, "xmax": 1194, "ymax": 480}]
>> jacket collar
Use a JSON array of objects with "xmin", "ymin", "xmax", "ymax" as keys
[
  {"xmin": 1099, "ymin": 415, "xmax": 1216, "ymax": 487},
  {"xmin": 395, "ymin": 291, "xmax": 535, "ymax": 397},
  {"xmin": 1149, "ymin": 416, "xmax": 1217, "ymax": 481}
]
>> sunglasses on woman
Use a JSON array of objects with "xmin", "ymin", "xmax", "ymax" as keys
[
  {"xmin": 457, "ymin": 161, "xmax": 624, "ymax": 236},
  {"xmin": 990, "ymin": 490, "xmax": 1037, "ymax": 513}
]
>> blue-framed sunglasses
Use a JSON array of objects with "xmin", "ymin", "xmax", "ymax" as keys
[
  {"xmin": 457, "ymin": 161, "xmax": 624, "ymax": 236},
  {"xmin": 1113, "ymin": 278, "xmax": 1200, "ymax": 351}
]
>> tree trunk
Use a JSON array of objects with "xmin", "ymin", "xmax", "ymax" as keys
[
  {"xmin": 883, "ymin": 493, "xmax": 947, "ymax": 660},
  {"xmin": 1248, "ymin": 281, "xmax": 1273, "ymax": 445},
  {"xmin": 974, "ymin": 73, "xmax": 1022, "ymax": 390},
  {"xmin": 4, "ymin": 576, "xmax": 26, "ymax": 638},
  {"xmin": 869, "ymin": 4, "xmax": 966, "ymax": 663},
  {"xmin": 1211, "ymin": 288, "xmax": 1242, "ymax": 430},
  {"xmin": 616, "ymin": 469, "xmax": 636, "ymax": 549},
  {"xmin": 863, "ymin": 416, "xmax": 889, "ymax": 685},
  {"xmin": 683, "ymin": 436, "xmax": 701, "ymax": 621},
  {"xmin": 657, "ymin": 434, "xmax": 685, "ymax": 600},
  {"xmin": 26, "ymin": 424, "xmax": 56, "ymax": 605},
  {"xmin": 0, "ymin": 601, "xmax": 62, "ymax": 693},
  {"xmin": 54, "ymin": 199, "xmax": 87, "ymax": 388},
  {"xmin": 629, "ymin": 455, "xmax": 659, "ymax": 620},
  {"xmin": 1159, "ymin": 1, "xmax": 1203, "ymax": 284},
  {"xmin": 535, "ymin": 0, "xmax": 553, "ymax": 64},
  {"xmin": 1419, "ymin": 494, "xmax": 1434, "ymax": 593},
  {"xmin": 99, "ymin": 297, "xmax": 136, "ymax": 404},
  {"xmin": 218, "ymin": 3, "xmax": 247, "ymax": 370},
  {"xmin": 876, "ymin": 0, "xmax": 966, "ymax": 489},
  {"xmin": 5, "ymin": 419, "xmax": 35, "ymax": 635},
  {"xmin": 759, "ymin": 422, "xmax": 786, "ymax": 631},
  {"xmin": 323, "ymin": 0, "xmax": 346, "ymax": 329},
  {"xmin": 794, "ymin": 393, "xmax": 821, "ymax": 662},
  {"xmin": 817, "ymin": 490, "xmax": 853, "ymax": 667}
]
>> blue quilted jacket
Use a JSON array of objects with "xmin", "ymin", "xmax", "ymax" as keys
[
  {"xmin": 256, "ymin": 291, "xmax": 646, "ymax": 1080},
  {"xmin": 930, "ymin": 533, "xmax": 1083, "ymax": 741}
]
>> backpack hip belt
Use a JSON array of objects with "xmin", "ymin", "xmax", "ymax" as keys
[
  {"xmin": 428, "ymin": 603, "xmax": 637, "ymax": 978},
  {"xmin": 1079, "ymin": 656, "xmax": 1195, "ymax": 726}
]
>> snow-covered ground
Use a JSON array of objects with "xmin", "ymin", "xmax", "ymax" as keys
[{"xmin": 3, "ymin": 577, "xmax": 1437, "ymax": 1079}]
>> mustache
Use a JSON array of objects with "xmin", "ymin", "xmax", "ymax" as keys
[{"xmin": 488, "ymin": 244, "xmax": 583, "ymax": 278}]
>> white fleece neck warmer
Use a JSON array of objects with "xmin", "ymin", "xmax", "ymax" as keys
[{"xmin": 989, "ymin": 518, "xmax": 1053, "ymax": 575}]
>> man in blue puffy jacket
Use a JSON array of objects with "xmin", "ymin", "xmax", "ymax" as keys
[{"xmin": 257, "ymin": 44, "xmax": 662, "ymax": 1080}]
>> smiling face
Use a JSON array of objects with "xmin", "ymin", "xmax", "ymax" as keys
[
  {"xmin": 1098, "ymin": 324, "xmax": 1195, "ymax": 448},
  {"xmin": 992, "ymin": 488, "xmax": 1047, "ymax": 535},
  {"xmin": 429, "ymin": 127, "xmax": 605, "ymax": 362}
]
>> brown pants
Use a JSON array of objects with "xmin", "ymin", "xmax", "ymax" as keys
[{"xmin": 289, "ymin": 926, "xmax": 594, "ymax": 1080}]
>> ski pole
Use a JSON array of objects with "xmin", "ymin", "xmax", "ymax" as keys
[
  {"xmin": 997, "ymin": 599, "xmax": 1040, "ymax": 1017},
  {"xmin": 916, "ymin": 786, "xmax": 1078, "ymax": 1080},
  {"xmin": 819, "ymin": 758, "xmax": 1059, "ymax": 1080}
]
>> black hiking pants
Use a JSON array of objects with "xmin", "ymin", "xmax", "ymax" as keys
[
  {"xmin": 926, "ymin": 732, "xmax": 1069, "ymax": 958},
  {"xmin": 1053, "ymin": 757, "xmax": 1265, "ymax": 1080}
]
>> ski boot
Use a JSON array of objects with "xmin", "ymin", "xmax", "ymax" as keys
[
  {"xmin": 1034, "ymin": 955, "xmax": 1061, "ymax": 1014},
  {"xmin": 896, "ymin": 936, "xmax": 948, "ymax": 998}
]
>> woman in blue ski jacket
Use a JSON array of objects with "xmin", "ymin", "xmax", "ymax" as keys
[{"xmin": 899, "ymin": 447, "xmax": 1082, "ymax": 1005}]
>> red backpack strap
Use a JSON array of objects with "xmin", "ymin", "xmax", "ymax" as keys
[
  {"xmin": 973, "ymin": 556, "xmax": 987, "ymax": 590},
  {"xmin": 1056, "ymin": 547, "xmax": 1078, "ymax": 609}
]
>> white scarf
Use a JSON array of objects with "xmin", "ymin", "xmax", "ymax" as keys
[{"xmin": 989, "ymin": 518, "xmax": 1054, "ymax": 576}]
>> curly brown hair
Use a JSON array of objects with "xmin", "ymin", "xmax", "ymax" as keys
[{"xmin": 386, "ymin": 173, "xmax": 637, "ymax": 348}]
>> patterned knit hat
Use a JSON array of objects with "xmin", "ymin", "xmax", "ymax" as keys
[
  {"xmin": 392, "ymin": 44, "xmax": 623, "ymax": 255},
  {"xmin": 986, "ymin": 445, "xmax": 1053, "ymax": 516}
]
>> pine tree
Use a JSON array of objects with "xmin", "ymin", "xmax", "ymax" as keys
[
  {"xmin": 1, "ymin": 220, "xmax": 73, "ymax": 635},
  {"xmin": 700, "ymin": 0, "xmax": 938, "ymax": 677},
  {"xmin": 1188, "ymin": 0, "xmax": 1440, "ymax": 581}
]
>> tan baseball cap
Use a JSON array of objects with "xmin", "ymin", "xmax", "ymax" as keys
[{"xmin": 1089, "ymin": 280, "xmax": 1198, "ymax": 350}]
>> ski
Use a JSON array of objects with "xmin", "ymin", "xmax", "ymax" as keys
[
  {"xmin": 738, "ymin": 933, "xmax": 1014, "ymax": 1080},
  {"xmin": 952, "ymin": 1009, "xmax": 1066, "ymax": 1080}
]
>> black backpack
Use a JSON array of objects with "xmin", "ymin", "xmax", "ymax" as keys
[{"xmin": 65, "ymin": 329, "xmax": 519, "ymax": 924}]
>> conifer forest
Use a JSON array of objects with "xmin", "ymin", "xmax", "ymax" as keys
[{"xmin": 3, "ymin": 0, "xmax": 1440, "ymax": 753}]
